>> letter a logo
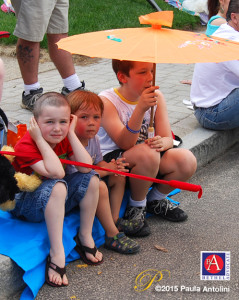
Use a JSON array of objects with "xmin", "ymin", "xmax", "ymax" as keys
[
  {"xmin": 204, "ymin": 254, "xmax": 223, "ymax": 273},
  {"xmin": 201, "ymin": 251, "xmax": 230, "ymax": 280},
  {"xmin": 206, "ymin": 255, "xmax": 221, "ymax": 271}
]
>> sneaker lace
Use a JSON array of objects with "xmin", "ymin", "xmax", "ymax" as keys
[
  {"xmin": 154, "ymin": 199, "xmax": 178, "ymax": 215},
  {"xmin": 126, "ymin": 207, "xmax": 145, "ymax": 222},
  {"xmin": 29, "ymin": 94, "xmax": 41, "ymax": 106}
]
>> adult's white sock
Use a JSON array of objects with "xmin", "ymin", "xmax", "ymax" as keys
[
  {"xmin": 62, "ymin": 73, "xmax": 81, "ymax": 91},
  {"xmin": 24, "ymin": 82, "xmax": 41, "ymax": 95}
]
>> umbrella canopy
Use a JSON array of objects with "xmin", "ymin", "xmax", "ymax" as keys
[
  {"xmin": 57, "ymin": 11, "xmax": 239, "ymax": 64},
  {"xmin": 58, "ymin": 11, "xmax": 239, "ymax": 132}
]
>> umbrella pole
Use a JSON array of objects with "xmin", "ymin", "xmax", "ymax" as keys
[
  {"xmin": 146, "ymin": 0, "xmax": 162, "ymax": 11},
  {"xmin": 148, "ymin": 63, "xmax": 156, "ymax": 138}
]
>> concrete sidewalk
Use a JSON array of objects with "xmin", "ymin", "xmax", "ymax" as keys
[{"xmin": 0, "ymin": 58, "xmax": 238, "ymax": 299}]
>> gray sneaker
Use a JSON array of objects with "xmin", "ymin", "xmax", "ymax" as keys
[
  {"xmin": 147, "ymin": 198, "xmax": 188, "ymax": 222},
  {"xmin": 21, "ymin": 88, "xmax": 43, "ymax": 111},
  {"xmin": 61, "ymin": 81, "xmax": 85, "ymax": 96},
  {"xmin": 124, "ymin": 206, "xmax": 151, "ymax": 237}
]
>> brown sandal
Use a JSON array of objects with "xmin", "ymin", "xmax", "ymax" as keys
[
  {"xmin": 45, "ymin": 255, "xmax": 67, "ymax": 287},
  {"xmin": 74, "ymin": 235, "xmax": 103, "ymax": 266}
]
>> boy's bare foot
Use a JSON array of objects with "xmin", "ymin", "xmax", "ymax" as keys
[{"xmin": 47, "ymin": 251, "xmax": 68, "ymax": 286}]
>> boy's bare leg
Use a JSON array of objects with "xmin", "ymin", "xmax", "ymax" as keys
[
  {"xmin": 156, "ymin": 148, "xmax": 197, "ymax": 194},
  {"xmin": 96, "ymin": 181, "xmax": 140, "ymax": 253},
  {"xmin": 108, "ymin": 176, "xmax": 126, "ymax": 223},
  {"xmin": 44, "ymin": 182, "xmax": 68, "ymax": 286},
  {"xmin": 16, "ymin": 39, "xmax": 39, "ymax": 85},
  {"xmin": 96, "ymin": 181, "xmax": 119, "ymax": 237},
  {"xmin": 77, "ymin": 176, "xmax": 103, "ymax": 263},
  {"xmin": 47, "ymin": 33, "xmax": 75, "ymax": 79},
  {"xmin": 123, "ymin": 144, "xmax": 159, "ymax": 201}
]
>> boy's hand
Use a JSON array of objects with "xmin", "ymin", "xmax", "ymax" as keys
[
  {"xmin": 68, "ymin": 114, "xmax": 77, "ymax": 135},
  {"xmin": 116, "ymin": 157, "xmax": 129, "ymax": 174},
  {"xmin": 109, "ymin": 158, "xmax": 129, "ymax": 176},
  {"xmin": 145, "ymin": 135, "xmax": 172, "ymax": 152},
  {"xmin": 29, "ymin": 117, "xmax": 43, "ymax": 142},
  {"xmin": 138, "ymin": 86, "xmax": 159, "ymax": 112}
]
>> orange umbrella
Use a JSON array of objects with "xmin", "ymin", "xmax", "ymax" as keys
[
  {"xmin": 58, "ymin": 11, "xmax": 239, "ymax": 64},
  {"xmin": 57, "ymin": 11, "xmax": 239, "ymax": 133}
]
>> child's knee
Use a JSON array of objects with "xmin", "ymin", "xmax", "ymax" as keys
[
  {"xmin": 178, "ymin": 150, "xmax": 197, "ymax": 176},
  {"xmin": 135, "ymin": 145, "xmax": 159, "ymax": 170},
  {"xmin": 109, "ymin": 174, "xmax": 126, "ymax": 187},
  {"xmin": 52, "ymin": 181, "xmax": 67, "ymax": 198},
  {"xmin": 88, "ymin": 175, "xmax": 100, "ymax": 193},
  {"xmin": 99, "ymin": 180, "xmax": 108, "ymax": 197}
]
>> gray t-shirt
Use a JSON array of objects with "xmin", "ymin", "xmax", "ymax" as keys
[{"xmin": 66, "ymin": 135, "xmax": 102, "ymax": 174}]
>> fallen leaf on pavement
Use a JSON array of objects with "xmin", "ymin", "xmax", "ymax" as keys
[
  {"xmin": 77, "ymin": 264, "xmax": 88, "ymax": 268},
  {"xmin": 154, "ymin": 245, "xmax": 168, "ymax": 252}
]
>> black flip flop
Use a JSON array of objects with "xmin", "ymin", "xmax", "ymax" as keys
[
  {"xmin": 45, "ymin": 255, "xmax": 67, "ymax": 287},
  {"xmin": 74, "ymin": 235, "xmax": 103, "ymax": 266}
]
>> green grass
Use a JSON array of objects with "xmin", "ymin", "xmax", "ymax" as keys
[{"xmin": 0, "ymin": 0, "xmax": 200, "ymax": 49}]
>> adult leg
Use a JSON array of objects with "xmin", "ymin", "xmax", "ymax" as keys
[
  {"xmin": 47, "ymin": 33, "xmax": 75, "ymax": 79},
  {"xmin": 44, "ymin": 182, "xmax": 68, "ymax": 286},
  {"xmin": 16, "ymin": 38, "xmax": 40, "ymax": 85},
  {"xmin": 47, "ymin": 33, "xmax": 83, "ymax": 92},
  {"xmin": 195, "ymin": 88, "xmax": 239, "ymax": 130}
]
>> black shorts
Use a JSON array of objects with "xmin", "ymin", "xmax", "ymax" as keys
[
  {"xmin": 103, "ymin": 149, "xmax": 166, "ymax": 188},
  {"xmin": 103, "ymin": 149, "xmax": 124, "ymax": 163}
]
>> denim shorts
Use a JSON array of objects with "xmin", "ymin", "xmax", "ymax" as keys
[
  {"xmin": 194, "ymin": 88, "xmax": 239, "ymax": 130},
  {"xmin": 11, "ymin": 171, "xmax": 97, "ymax": 222}
]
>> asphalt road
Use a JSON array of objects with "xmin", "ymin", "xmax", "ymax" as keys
[{"xmin": 32, "ymin": 142, "xmax": 239, "ymax": 300}]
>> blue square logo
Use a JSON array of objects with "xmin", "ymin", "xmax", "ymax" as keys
[{"xmin": 200, "ymin": 251, "xmax": 230, "ymax": 280}]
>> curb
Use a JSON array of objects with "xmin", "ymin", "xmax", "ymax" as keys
[
  {"xmin": 0, "ymin": 255, "xmax": 25, "ymax": 299},
  {"xmin": 1, "ymin": 127, "xmax": 239, "ymax": 299},
  {"xmin": 182, "ymin": 127, "xmax": 239, "ymax": 169}
]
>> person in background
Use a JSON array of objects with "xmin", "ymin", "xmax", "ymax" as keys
[
  {"xmin": 191, "ymin": 0, "xmax": 239, "ymax": 130},
  {"xmin": 206, "ymin": 0, "xmax": 230, "ymax": 35},
  {"xmin": 11, "ymin": 0, "xmax": 84, "ymax": 111}
]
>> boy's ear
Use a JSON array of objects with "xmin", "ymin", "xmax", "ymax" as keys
[
  {"xmin": 117, "ymin": 71, "xmax": 128, "ymax": 84},
  {"xmin": 231, "ymin": 13, "xmax": 239, "ymax": 26}
]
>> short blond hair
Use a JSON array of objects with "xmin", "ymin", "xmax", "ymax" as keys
[{"xmin": 33, "ymin": 92, "xmax": 70, "ymax": 119}]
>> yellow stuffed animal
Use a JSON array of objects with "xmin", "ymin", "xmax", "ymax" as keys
[{"xmin": 0, "ymin": 145, "xmax": 42, "ymax": 211}]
